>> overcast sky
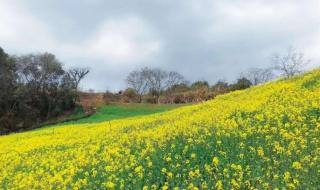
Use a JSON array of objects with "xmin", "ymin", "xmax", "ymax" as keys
[{"xmin": 0, "ymin": 0, "xmax": 319, "ymax": 91}]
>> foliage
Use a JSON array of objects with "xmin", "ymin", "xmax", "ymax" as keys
[
  {"xmin": 0, "ymin": 69, "xmax": 319, "ymax": 189},
  {"xmin": 124, "ymin": 68, "xmax": 256, "ymax": 104},
  {"xmin": 211, "ymin": 81, "xmax": 229, "ymax": 93},
  {"xmin": 0, "ymin": 47, "xmax": 17, "ymax": 132},
  {"xmin": 121, "ymin": 88, "xmax": 140, "ymax": 103},
  {"xmin": 103, "ymin": 91, "xmax": 121, "ymax": 104},
  {"xmin": 0, "ymin": 47, "xmax": 89, "ymax": 134},
  {"xmin": 230, "ymin": 77, "xmax": 252, "ymax": 91},
  {"xmin": 191, "ymin": 80, "xmax": 209, "ymax": 90}
]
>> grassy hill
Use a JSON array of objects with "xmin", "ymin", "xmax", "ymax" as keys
[
  {"xmin": 0, "ymin": 70, "xmax": 319, "ymax": 189},
  {"xmin": 62, "ymin": 104, "xmax": 182, "ymax": 125},
  {"xmin": 43, "ymin": 103, "xmax": 182, "ymax": 129}
]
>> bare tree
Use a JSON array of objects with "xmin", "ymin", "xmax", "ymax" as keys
[
  {"xmin": 144, "ymin": 68, "xmax": 167, "ymax": 103},
  {"xmin": 272, "ymin": 47, "xmax": 310, "ymax": 78},
  {"xmin": 165, "ymin": 71, "xmax": 186, "ymax": 88},
  {"xmin": 243, "ymin": 67, "xmax": 274, "ymax": 86},
  {"xmin": 126, "ymin": 68, "xmax": 148, "ymax": 102},
  {"xmin": 126, "ymin": 67, "xmax": 186, "ymax": 103},
  {"xmin": 145, "ymin": 68, "xmax": 188, "ymax": 103},
  {"xmin": 67, "ymin": 67, "xmax": 90, "ymax": 90}
]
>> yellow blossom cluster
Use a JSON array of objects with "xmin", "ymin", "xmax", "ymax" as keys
[{"xmin": 0, "ymin": 69, "xmax": 320, "ymax": 189}]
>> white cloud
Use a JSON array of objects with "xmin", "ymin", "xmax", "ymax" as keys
[
  {"xmin": 0, "ymin": 0, "xmax": 161, "ymax": 63},
  {"xmin": 302, "ymin": 32, "xmax": 320, "ymax": 68},
  {"xmin": 0, "ymin": 0, "xmax": 56, "ymax": 53},
  {"xmin": 0, "ymin": 0, "xmax": 162, "ymax": 91},
  {"xmin": 214, "ymin": 1, "xmax": 296, "ymax": 24},
  {"xmin": 199, "ymin": 0, "xmax": 319, "ymax": 37},
  {"xmin": 0, "ymin": 0, "xmax": 319, "ymax": 91},
  {"xmin": 85, "ymin": 17, "xmax": 162, "ymax": 64},
  {"xmin": 58, "ymin": 17, "xmax": 163, "ymax": 91}
]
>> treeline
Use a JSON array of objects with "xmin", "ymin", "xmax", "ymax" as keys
[
  {"xmin": 0, "ymin": 47, "xmax": 89, "ymax": 134},
  {"xmin": 104, "ymin": 67, "xmax": 266, "ymax": 104},
  {"xmin": 1, "ymin": 45, "xmax": 309, "ymax": 133},
  {"xmin": 104, "ymin": 47, "xmax": 310, "ymax": 104}
]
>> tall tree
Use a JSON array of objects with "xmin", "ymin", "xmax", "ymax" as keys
[
  {"xmin": 230, "ymin": 77, "xmax": 252, "ymax": 91},
  {"xmin": 243, "ymin": 67, "xmax": 274, "ymax": 86},
  {"xmin": 191, "ymin": 80, "xmax": 209, "ymax": 90},
  {"xmin": 126, "ymin": 67, "xmax": 186, "ymax": 103},
  {"xmin": 212, "ymin": 81, "xmax": 229, "ymax": 93},
  {"xmin": 166, "ymin": 71, "xmax": 186, "ymax": 88},
  {"xmin": 0, "ymin": 47, "xmax": 17, "ymax": 132},
  {"xmin": 0, "ymin": 48, "xmax": 90, "ymax": 134},
  {"xmin": 144, "ymin": 68, "xmax": 168, "ymax": 103},
  {"xmin": 15, "ymin": 53, "xmax": 65, "ymax": 118},
  {"xmin": 126, "ymin": 68, "xmax": 148, "ymax": 102},
  {"xmin": 272, "ymin": 47, "xmax": 310, "ymax": 78},
  {"xmin": 67, "ymin": 67, "xmax": 90, "ymax": 90}
]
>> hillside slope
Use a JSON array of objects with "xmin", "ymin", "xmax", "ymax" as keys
[{"xmin": 0, "ymin": 70, "xmax": 319, "ymax": 189}]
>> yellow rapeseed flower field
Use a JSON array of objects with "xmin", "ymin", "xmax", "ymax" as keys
[{"xmin": 0, "ymin": 70, "xmax": 320, "ymax": 189}]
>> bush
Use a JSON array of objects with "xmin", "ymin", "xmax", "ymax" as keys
[
  {"xmin": 104, "ymin": 91, "xmax": 121, "ymax": 104},
  {"xmin": 143, "ymin": 95, "xmax": 157, "ymax": 104},
  {"xmin": 121, "ymin": 88, "xmax": 139, "ymax": 103}
]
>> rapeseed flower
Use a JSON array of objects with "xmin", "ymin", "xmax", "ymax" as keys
[{"xmin": 0, "ymin": 69, "xmax": 319, "ymax": 189}]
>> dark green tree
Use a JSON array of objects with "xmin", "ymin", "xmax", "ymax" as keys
[
  {"xmin": 0, "ymin": 47, "xmax": 17, "ymax": 133},
  {"xmin": 231, "ymin": 77, "xmax": 252, "ymax": 91}
]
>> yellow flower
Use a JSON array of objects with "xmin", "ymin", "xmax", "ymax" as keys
[
  {"xmin": 257, "ymin": 147, "xmax": 264, "ymax": 157},
  {"xmin": 293, "ymin": 179, "xmax": 300, "ymax": 185},
  {"xmin": 105, "ymin": 166, "xmax": 113, "ymax": 172},
  {"xmin": 283, "ymin": 171, "xmax": 290, "ymax": 182},
  {"xmin": 162, "ymin": 185, "xmax": 169, "ymax": 190},
  {"xmin": 212, "ymin": 157, "xmax": 219, "ymax": 167},
  {"xmin": 1, "ymin": 69, "xmax": 320, "ymax": 189},
  {"xmin": 189, "ymin": 171, "xmax": 195, "ymax": 178},
  {"xmin": 105, "ymin": 181, "xmax": 115, "ymax": 189},
  {"xmin": 231, "ymin": 179, "xmax": 240, "ymax": 189},
  {"xmin": 167, "ymin": 172, "xmax": 173, "ymax": 178},
  {"xmin": 215, "ymin": 180, "xmax": 223, "ymax": 190},
  {"xmin": 292, "ymin": 161, "xmax": 302, "ymax": 170}
]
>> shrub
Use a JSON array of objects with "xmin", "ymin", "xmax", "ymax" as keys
[
  {"xmin": 104, "ymin": 91, "xmax": 121, "ymax": 104},
  {"xmin": 121, "ymin": 88, "xmax": 139, "ymax": 103}
]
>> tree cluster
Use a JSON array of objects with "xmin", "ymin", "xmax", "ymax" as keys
[
  {"xmin": 241, "ymin": 47, "xmax": 310, "ymax": 86},
  {"xmin": 102, "ymin": 68, "xmax": 253, "ymax": 104},
  {"xmin": 1, "ymin": 46, "xmax": 310, "ymax": 133},
  {"xmin": 0, "ymin": 47, "xmax": 89, "ymax": 134},
  {"xmin": 120, "ymin": 47, "xmax": 311, "ymax": 104},
  {"xmin": 126, "ymin": 67, "xmax": 186, "ymax": 103}
]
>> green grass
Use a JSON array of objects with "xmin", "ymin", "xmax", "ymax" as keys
[{"xmin": 58, "ymin": 103, "xmax": 182, "ymax": 125}]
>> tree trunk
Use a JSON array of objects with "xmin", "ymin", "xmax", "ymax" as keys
[{"xmin": 139, "ymin": 94, "xmax": 142, "ymax": 103}]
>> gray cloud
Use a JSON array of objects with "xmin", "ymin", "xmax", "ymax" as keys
[{"xmin": 0, "ymin": 0, "xmax": 319, "ymax": 91}]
